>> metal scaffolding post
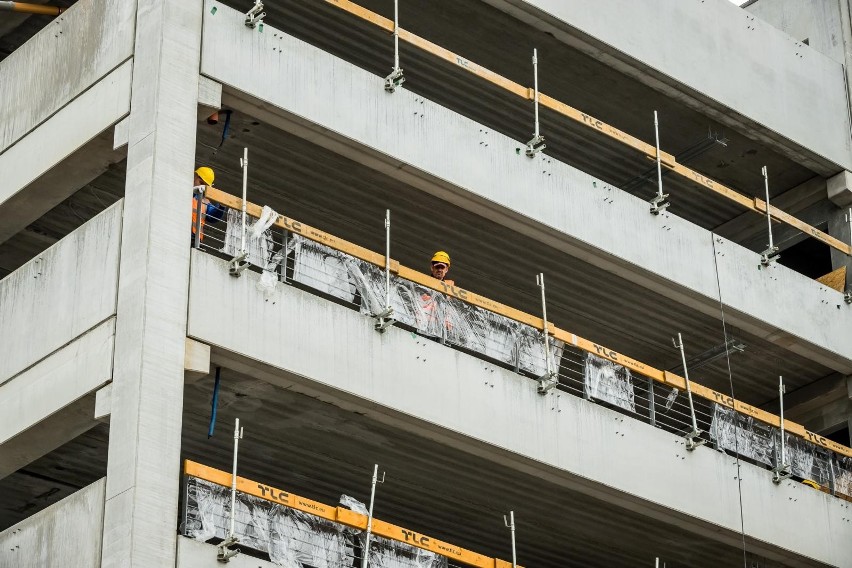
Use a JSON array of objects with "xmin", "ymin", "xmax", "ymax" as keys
[
  {"xmin": 673, "ymin": 333, "xmax": 705, "ymax": 451},
  {"xmin": 361, "ymin": 464, "xmax": 385, "ymax": 568},
  {"xmin": 217, "ymin": 418, "xmax": 244, "ymax": 562},
  {"xmin": 649, "ymin": 111, "xmax": 670, "ymax": 215},
  {"xmin": 374, "ymin": 209, "xmax": 395, "ymax": 332},
  {"xmin": 229, "ymin": 147, "xmax": 251, "ymax": 276},
  {"xmin": 384, "ymin": 0, "xmax": 405, "ymax": 92},
  {"xmin": 759, "ymin": 166, "xmax": 780, "ymax": 266},
  {"xmin": 525, "ymin": 49, "xmax": 546, "ymax": 157},
  {"xmin": 772, "ymin": 376, "xmax": 792, "ymax": 483},
  {"xmin": 536, "ymin": 273, "xmax": 558, "ymax": 394},
  {"xmin": 504, "ymin": 511, "xmax": 518, "ymax": 568}
]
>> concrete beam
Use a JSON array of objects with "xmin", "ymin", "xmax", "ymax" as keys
[
  {"xmin": 0, "ymin": 202, "xmax": 121, "ymax": 385},
  {"xmin": 200, "ymin": 7, "xmax": 852, "ymax": 373},
  {"xmin": 188, "ymin": 250, "xmax": 852, "ymax": 567},
  {"xmin": 478, "ymin": 0, "xmax": 852, "ymax": 174},
  {"xmin": 0, "ymin": 61, "xmax": 131, "ymax": 246},
  {"xmin": 0, "ymin": 478, "xmax": 105, "ymax": 568},
  {"xmin": 0, "ymin": 395, "xmax": 98, "ymax": 481},
  {"xmin": 0, "ymin": 0, "xmax": 134, "ymax": 154},
  {"xmin": 184, "ymin": 337, "xmax": 211, "ymax": 384},
  {"xmin": 100, "ymin": 1, "xmax": 202, "ymax": 567},
  {"xmin": 0, "ymin": 318, "xmax": 114, "ymax": 445}
]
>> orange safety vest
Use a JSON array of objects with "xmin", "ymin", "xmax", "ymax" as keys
[
  {"xmin": 192, "ymin": 197, "xmax": 207, "ymax": 241},
  {"xmin": 420, "ymin": 279, "xmax": 455, "ymax": 334}
]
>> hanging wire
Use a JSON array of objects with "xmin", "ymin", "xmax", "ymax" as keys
[{"xmin": 711, "ymin": 236, "xmax": 749, "ymax": 568}]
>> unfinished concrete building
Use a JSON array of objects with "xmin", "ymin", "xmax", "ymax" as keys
[{"xmin": 3, "ymin": 0, "xmax": 852, "ymax": 566}]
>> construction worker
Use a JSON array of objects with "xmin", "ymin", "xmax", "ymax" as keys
[
  {"xmin": 430, "ymin": 251, "xmax": 454, "ymax": 286},
  {"xmin": 192, "ymin": 166, "xmax": 225, "ymax": 242}
]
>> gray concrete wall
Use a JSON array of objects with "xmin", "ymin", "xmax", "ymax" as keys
[
  {"xmin": 0, "ymin": 478, "xmax": 105, "ymax": 568},
  {"xmin": 746, "ymin": 0, "xmax": 845, "ymax": 62},
  {"xmin": 485, "ymin": 0, "xmax": 852, "ymax": 171},
  {"xmin": 199, "ymin": 8, "xmax": 852, "ymax": 373},
  {"xmin": 0, "ymin": 200, "xmax": 122, "ymax": 385},
  {"xmin": 0, "ymin": 0, "xmax": 135, "ymax": 155},
  {"xmin": 178, "ymin": 537, "xmax": 278, "ymax": 568},
  {"xmin": 187, "ymin": 251, "xmax": 852, "ymax": 567}
]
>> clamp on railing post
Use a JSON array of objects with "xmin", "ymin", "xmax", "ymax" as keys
[
  {"xmin": 759, "ymin": 166, "xmax": 780, "ymax": 266},
  {"xmin": 536, "ymin": 273, "xmax": 558, "ymax": 394},
  {"xmin": 503, "ymin": 511, "xmax": 517, "ymax": 568},
  {"xmin": 772, "ymin": 376, "xmax": 793, "ymax": 483},
  {"xmin": 217, "ymin": 418, "xmax": 244, "ymax": 562},
  {"xmin": 229, "ymin": 148, "xmax": 251, "ymax": 277},
  {"xmin": 244, "ymin": 0, "xmax": 265, "ymax": 29},
  {"xmin": 384, "ymin": 0, "xmax": 405, "ymax": 92},
  {"xmin": 649, "ymin": 111, "xmax": 670, "ymax": 215},
  {"xmin": 673, "ymin": 333, "xmax": 705, "ymax": 451},
  {"xmin": 525, "ymin": 49, "xmax": 546, "ymax": 158},
  {"xmin": 361, "ymin": 464, "xmax": 385, "ymax": 568},
  {"xmin": 374, "ymin": 209, "xmax": 395, "ymax": 332}
]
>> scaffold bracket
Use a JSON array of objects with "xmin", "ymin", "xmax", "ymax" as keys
[
  {"xmin": 244, "ymin": 0, "xmax": 265, "ymax": 29},
  {"xmin": 537, "ymin": 372, "xmax": 558, "ymax": 394},
  {"xmin": 684, "ymin": 430, "xmax": 706, "ymax": 451},
  {"xmin": 216, "ymin": 536, "xmax": 240, "ymax": 562},
  {"xmin": 525, "ymin": 134, "xmax": 546, "ymax": 158},
  {"xmin": 649, "ymin": 192, "xmax": 670, "ymax": 215},
  {"xmin": 772, "ymin": 463, "xmax": 792, "ymax": 483},
  {"xmin": 760, "ymin": 246, "xmax": 780, "ymax": 266},
  {"xmin": 384, "ymin": 67, "xmax": 406, "ymax": 92},
  {"xmin": 373, "ymin": 307, "xmax": 395, "ymax": 332},
  {"xmin": 228, "ymin": 251, "xmax": 250, "ymax": 277}
]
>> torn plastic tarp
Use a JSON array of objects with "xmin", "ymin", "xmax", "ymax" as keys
[
  {"xmin": 224, "ymin": 207, "xmax": 276, "ymax": 268},
  {"xmin": 709, "ymin": 404, "xmax": 774, "ymax": 466},
  {"xmin": 583, "ymin": 353, "xmax": 635, "ymax": 412},
  {"xmin": 340, "ymin": 495, "xmax": 448, "ymax": 568},
  {"xmin": 834, "ymin": 456, "xmax": 852, "ymax": 498},
  {"xmin": 289, "ymin": 234, "xmax": 563, "ymax": 376},
  {"xmin": 778, "ymin": 432, "xmax": 832, "ymax": 487},
  {"xmin": 182, "ymin": 477, "xmax": 353, "ymax": 567}
]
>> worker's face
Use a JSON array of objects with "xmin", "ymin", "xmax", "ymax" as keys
[
  {"xmin": 194, "ymin": 174, "xmax": 204, "ymax": 186},
  {"xmin": 431, "ymin": 262, "xmax": 449, "ymax": 280}
]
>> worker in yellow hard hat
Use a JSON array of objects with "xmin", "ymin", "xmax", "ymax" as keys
[
  {"xmin": 430, "ymin": 251, "xmax": 454, "ymax": 286},
  {"xmin": 192, "ymin": 166, "xmax": 225, "ymax": 244}
]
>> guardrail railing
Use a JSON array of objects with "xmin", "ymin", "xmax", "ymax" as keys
[
  {"xmin": 320, "ymin": 0, "xmax": 852, "ymax": 260},
  {"xmin": 193, "ymin": 186, "xmax": 852, "ymax": 502},
  {"xmin": 181, "ymin": 460, "xmax": 518, "ymax": 568}
]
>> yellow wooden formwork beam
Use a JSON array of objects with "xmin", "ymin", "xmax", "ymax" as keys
[
  {"xmin": 321, "ymin": 0, "xmax": 850, "ymax": 258},
  {"xmin": 183, "ymin": 461, "xmax": 518, "ymax": 568},
  {"xmin": 202, "ymin": 187, "xmax": 852, "ymax": 461}
]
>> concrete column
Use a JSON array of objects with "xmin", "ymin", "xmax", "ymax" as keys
[
  {"xmin": 100, "ymin": 1, "xmax": 202, "ymax": 567},
  {"xmin": 827, "ymin": 171, "xmax": 852, "ymax": 292}
]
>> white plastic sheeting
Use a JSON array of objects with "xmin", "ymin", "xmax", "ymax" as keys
[
  {"xmin": 182, "ymin": 477, "xmax": 449, "ymax": 567},
  {"xmin": 780, "ymin": 432, "xmax": 832, "ymax": 487},
  {"xmin": 835, "ymin": 456, "xmax": 852, "ymax": 497},
  {"xmin": 583, "ymin": 353, "xmax": 635, "ymax": 411},
  {"xmin": 288, "ymin": 235, "xmax": 563, "ymax": 377},
  {"xmin": 709, "ymin": 404, "xmax": 775, "ymax": 467},
  {"xmin": 223, "ymin": 207, "xmax": 276, "ymax": 268}
]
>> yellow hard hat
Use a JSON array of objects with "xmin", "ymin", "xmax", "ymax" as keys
[
  {"xmin": 195, "ymin": 166, "xmax": 215, "ymax": 186},
  {"xmin": 431, "ymin": 251, "xmax": 451, "ymax": 266}
]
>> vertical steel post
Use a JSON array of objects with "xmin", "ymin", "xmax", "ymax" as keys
[
  {"xmin": 240, "ymin": 148, "xmax": 248, "ymax": 255},
  {"xmin": 504, "ymin": 511, "xmax": 517, "ymax": 568},
  {"xmin": 536, "ymin": 273, "xmax": 556, "ymax": 393},
  {"xmin": 760, "ymin": 166, "xmax": 779, "ymax": 265},
  {"xmin": 773, "ymin": 376, "xmax": 792, "ymax": 482},
  {"xmin": 525, "ymin": 49, "xmax": 545, "ymax": 157},
  {"xmin": 229, "ymin": 418, "xmax": 243, "ymax": 539},
  {"xmin": 361, "ymin": 464, "xmax": 383, "ymax": 568},
  {"xmin": 648, "ymin": 377, "xmax": 657, "ymax": 427},
  {"xmin": 675, "ymin": 333, "xmax": 704, "ymax": 450},
  {"xmin": 385, "ymin": 209, "xmax": 391, "ymax": 311},
  {"xmin": 383, "ymin": 0, "xmax": 404, "ymax": 91},
  {"xmin": 649, "ymin": 111, "xmax": 669, "ymax": 214}
]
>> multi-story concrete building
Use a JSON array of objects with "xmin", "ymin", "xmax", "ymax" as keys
[{"xmin": 3, "ymin": 0, "xmax": 852, "ymax": 566}]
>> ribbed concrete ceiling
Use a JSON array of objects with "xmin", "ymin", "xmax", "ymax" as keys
[{"xmin": 178, "ymin": 368, "xmax": 810, "ymax": 568}]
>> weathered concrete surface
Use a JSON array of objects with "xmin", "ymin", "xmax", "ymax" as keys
[
  {"xmin": 188, "ymin": 251, "xmax": 852, "ymax": 567},
  {"xmin": 481, "ymin": 0, "xmax": 852, "ymax": 173},
  {"xmin": 0, "ymin": 478, "xmax": 105, "ymax": 568},
  {"xmin": 200, "ymin": 8, "xmax": 852, "ymax": 373},
  {"xmin": 100, "ymin": 1, "xmax": 202, "ymax": 567},
  {"xmin": 747, "ymin": 0, "xmax": 845, "ymax": 62},
  {"xmin": 177, "ymin": 537, "xmax": 278, "ymax": 568},
  {"xmin": 0, "ymin": 0, "xmax": 135, "ymax": 155},
  {"xmin": 0, "ymin": 61, "xmax": 131, "ymax": 245},
  {"xmin": 0, "ymin": 201, "xmax": 121, "ymax": 385},
  {"xmin": 0, "ymin": 318, "xmax": 113, "ymax": 445}
]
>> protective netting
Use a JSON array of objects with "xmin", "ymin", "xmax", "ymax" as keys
[
  {"xmin": 583, "ymin": 353, "xmax": 635, "ymax": 411},
  {"xmin": 288, "ymin": 234, "xmax": 563, "ymax": 377},
  {"xmin": 182, "ymin": 477, "xmax": 449, "ymax": 567},
  {"xmin": 709, "ymin": 404, "xmax": 774, "ymax": 467},
  {"xmin": 835, "ymin": 456, "xmax": 852, "ymax": 497}
]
